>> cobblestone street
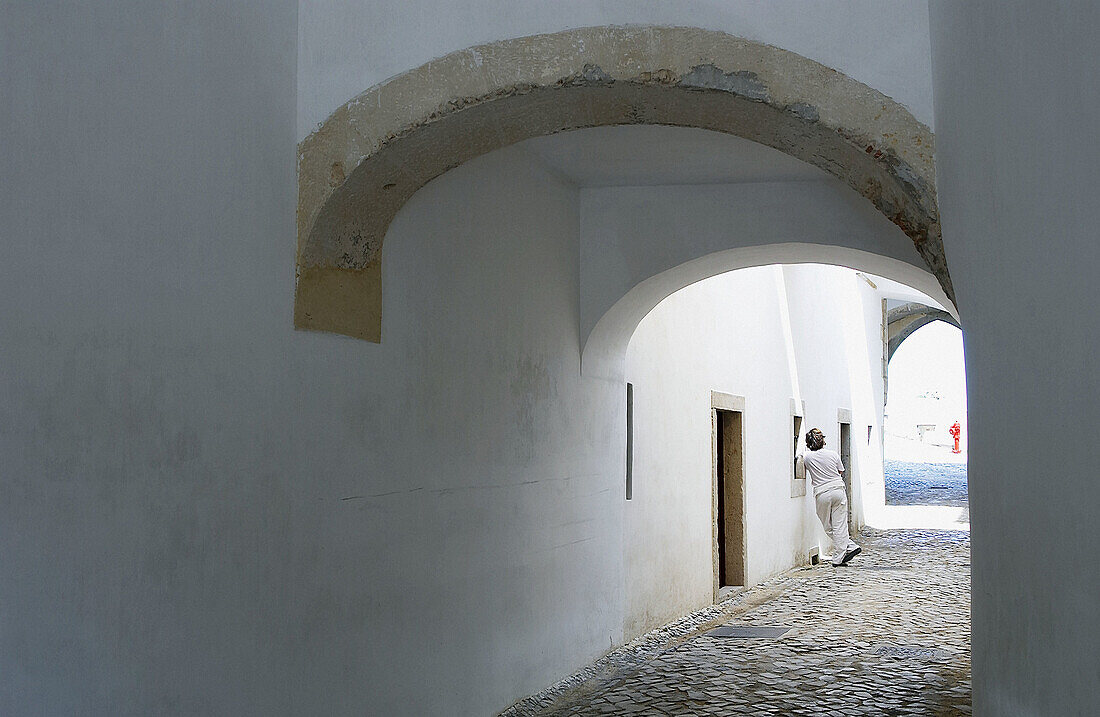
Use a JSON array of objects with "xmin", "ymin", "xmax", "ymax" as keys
[
  {"xmin": 503, "ymin": 529, "xmax": 970, "ymax": 716},
  {"xmin": 885, "ymin": 460, "xmax": 969, "ymax": 508}
]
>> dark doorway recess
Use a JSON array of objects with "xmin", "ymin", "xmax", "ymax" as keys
[{"xmin": 716, "ymin": 409, "xmax": 745, "ymax": 588}]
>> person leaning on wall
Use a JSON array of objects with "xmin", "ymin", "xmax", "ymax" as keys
[{"xmin": 797, "ymin": 428, "xmax": 861, "ymax": 567}]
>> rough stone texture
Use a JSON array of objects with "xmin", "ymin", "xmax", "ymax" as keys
[
  {"xmin": 500, "ymin": 528, "xmax": 971, "ymax": 716},
  {"xmin": 296, "ymin": 26, "xmax": 948, "ymax": 342},
  {"xmin": 887, "ymin": 302, "xmax": 961, "ymax": 360}
]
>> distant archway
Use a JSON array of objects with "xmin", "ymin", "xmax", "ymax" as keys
[
  {"xmin": 296, "ymin": 26, "xmax": 948, "ymax": 342},
  {"xmin": 887, "ymin": 302, "xmax": 962, "ymax": 362},
  {"xmin": 582, "ymin": 244, "xmax": 948, "ymax": 379}
]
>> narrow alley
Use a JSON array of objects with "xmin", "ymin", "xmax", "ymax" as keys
[{"xmin": 503, "ymin": 530, "xmax": 970, "ymax": 716}]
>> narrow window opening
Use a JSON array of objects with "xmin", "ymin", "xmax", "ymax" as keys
[
  {"xmin": 626, "ymin": 383, "xmax": 633, "ymax": 500},
  {"xmin": 792, "ymin": 415, "xmax": 804, "ymax": 477}
]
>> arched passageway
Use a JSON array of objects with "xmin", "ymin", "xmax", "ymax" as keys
[
  {"xmin": 3, "ymin": 3, "xmax": 1092, "ymax": 715},
  {"xmin": 505, "ymin": 262, "xmax": 973, "ymax": 714},
  {"xmin": 583, "ymin": 241, "xmax": 948, "ymax": 379},
  {"xmin": 882, "ymin": 319, "xmax": 969, "ymax": 529},
  {"xmin": 291, "ymin": 34, "xmax": 967, "ymax": 714},
  {"xmin": 295, "ymin": 26, "xmax": 949, "ymax": 341}
]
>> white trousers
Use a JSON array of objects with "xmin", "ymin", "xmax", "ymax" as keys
[{"xmin": 815, "ymin": 486, "xmax": 856, "ymax": 563}]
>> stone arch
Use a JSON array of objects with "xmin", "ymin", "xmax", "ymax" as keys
[
  {"xmin": 296, "ymin": 26, "xmax": 947, "ymax": 342},
  {"xmin": 582, "ymin": 243, "xmax": 949, "ymax": 379},
  {"xmin": 887, "ymin": 302, "xmax": 962, "ymax": 362}
]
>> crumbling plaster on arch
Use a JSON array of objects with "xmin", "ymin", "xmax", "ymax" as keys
[{"xmin": 296, "ymin": 25, "xmax": 949, "ymax": 342}]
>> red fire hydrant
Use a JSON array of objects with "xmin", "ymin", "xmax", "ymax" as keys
[{"xmin": 950, "ymin": 421, "xmax": 962, "ymax": 454}]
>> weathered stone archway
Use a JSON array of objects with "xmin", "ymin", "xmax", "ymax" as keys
[
  {"xmin": 297, "ymin": 26, "xmax": 947, "ymax": 342},
  {"xmin": 887, "ymin": 302, "xmax": 962, "ymax": 362}
]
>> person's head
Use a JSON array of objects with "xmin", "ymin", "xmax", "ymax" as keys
[{"xmin": 805, "ymin": 428, "xmax": 826, "ymax": 451}]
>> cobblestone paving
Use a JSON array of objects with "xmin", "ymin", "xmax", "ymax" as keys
[
  {"xmin": 502, "ymin": 530, "xmax": 970, "ymax": 716},
  {"xmin": 885, "ymin": 460, "xmax": 969, "ymax": 508}
]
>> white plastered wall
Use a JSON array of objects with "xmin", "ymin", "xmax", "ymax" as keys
[
  {"xmin": 297, "ymin": 0, "xmax": 934, "ymax": 139},
  {"xmin": 0, "ymin": 3, "xmax": 958, "ymax": 715},
  {"xmin": 783, "ymin": 264, "xmax": 887, "ymax": 533},
  {"xmin": 622, "ymin": 264, "xmax": 893, "ymax": 636},
  {"xmin": 0, "ymin": 66, "xmax": 628, "ymax": 712},
  {"xmin": 930, "ymin": 2, "xmax": 1100, "ymax": 713}
]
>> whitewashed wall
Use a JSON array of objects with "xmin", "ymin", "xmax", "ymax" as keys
[
  {"xmin": 297, "ymin": 0, "xmax": 934, "ymax": 139},
  {"xmin": 0, "ymin": 3, "xmax": 961, "ymax": 715},
  {"xmin": 930, "ymin": 2, "xmax": 1100, "ymax": 713},
  {"xmin": 624, "ymin": 267, "xmax": 800, "ymax": 637},
  {"xmin": 1, "ymin": 4, "xmax": 301, "ymax": 714},
  {"xmin": 12, "ymin": 1, "xmax": 1099, "ymax": 713},
  {"xmin": 623, "ymin": 264, "xmax": 892, "ymax": 637}
]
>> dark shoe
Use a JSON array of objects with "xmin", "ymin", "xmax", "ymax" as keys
[{"xmin": 841, "ymin": 546, "xmax": 862, "ymax": 565}]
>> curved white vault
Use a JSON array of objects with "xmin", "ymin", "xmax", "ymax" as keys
[
  {"xmin": 510, "ymin": 125, "xmax": 956, "ymax": 379},
  {"xmin": 583, "ymin": 243, "xmax": 950, "ymax": 380},
  {"xmin": 296, "ymin": 26, "xmax": 948, "ymax": 342}
]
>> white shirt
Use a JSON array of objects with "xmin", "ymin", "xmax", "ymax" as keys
[{"xmin": 799, "ymin": 448, "xmax": 846, "ymax": 496}]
